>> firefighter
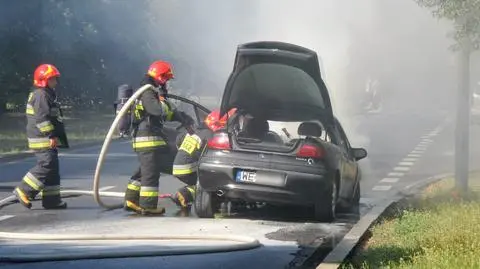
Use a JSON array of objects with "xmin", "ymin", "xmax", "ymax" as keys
[
  {"xmin": 13, "ymin": 64, "xmax": 67, "ymax": 209},
  {"xmin": 124, "ymin": 60, "xmax": 194, "ymax": 215},
  {"xmin": 170, "ymin": 108, "xmax": 237, "ymax": 209}
]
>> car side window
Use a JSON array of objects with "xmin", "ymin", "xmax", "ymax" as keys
[{"xmin": 334, "ymin": 120, "xmax": 351, "ymax": 156}]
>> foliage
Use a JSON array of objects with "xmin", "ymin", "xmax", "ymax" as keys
[
  {"xmin": 0, "ymin": 0, "xmax": 154, "ymax": 112},
  {"xmin": 415, "ymin": 0, "xmax": 480, "ymax": 50},
  {"xmin": 344, "ymin": 176, "xmax": 480, "ymax": 269}
]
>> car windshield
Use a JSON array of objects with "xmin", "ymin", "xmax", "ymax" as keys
[{"xmin": 226, "ymin": 63, "xmax": 327, "ymax": 121}]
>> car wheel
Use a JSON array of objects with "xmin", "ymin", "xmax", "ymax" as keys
[
  {"xmin": 194, "ymin": 181, "xmax": 220, "ymax": 218},
  {"xmin": 314, "ymin": 179, "xmax": 337, "ymax": 222}
]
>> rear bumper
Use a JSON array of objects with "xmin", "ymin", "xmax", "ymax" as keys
[{"xmin": 198, "ymin": 161, "xmax": 332, "ymax": 206}]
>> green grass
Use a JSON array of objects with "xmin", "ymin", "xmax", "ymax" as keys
[
  {"xmin": 343, "ymin": 173, "xmax": 480, "ymax": 269},
  {"xmin": 0, "ymin": 111, "xmax": 114, "ymax": 153}
]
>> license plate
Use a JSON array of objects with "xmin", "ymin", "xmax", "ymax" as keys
[{"xmin": 235, "ymin": 170, "xmax": 257, "ymax": 183}]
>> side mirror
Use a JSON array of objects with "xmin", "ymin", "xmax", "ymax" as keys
[{"xmin": 352, "ymin": 148, "xmax": 367, "ymax": 161}]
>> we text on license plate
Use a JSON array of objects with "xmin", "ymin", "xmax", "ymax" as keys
[{"xmin": 236, "ymin": 170, "xmax": 257, "ymax": 183}]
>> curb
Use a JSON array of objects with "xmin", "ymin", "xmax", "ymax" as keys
[
  {"xmin": 312, "ymin": 173, "xmax": 451, "ymax": 269},
  {"xmin": 0, "ymin": 140, "xmax": 115, "ymax": 163}
]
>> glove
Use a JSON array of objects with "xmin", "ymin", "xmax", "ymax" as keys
[{"xmin": 49, "ymin": 138, "xmax": 58, "ymax": 149}]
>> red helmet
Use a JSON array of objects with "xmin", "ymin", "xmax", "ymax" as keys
[
  {"xmin": 33, "ymin": 64, "xmax": 61, "ymax": 88},
  {"xmin": 204, "ymin": 108, "xmax": 237, "ymax": 132},
  {"xmin": 147, "ymin": 61, "xmax": 174, "ymax": 85}
]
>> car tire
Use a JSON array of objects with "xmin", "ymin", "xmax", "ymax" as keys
[
  {"xmin": 314, "ymin": 179, "xmax": 337, "ymax": 222},
  {"xmin": 194, "ymin": 181, "xmax": 220, "ymax": 218}
]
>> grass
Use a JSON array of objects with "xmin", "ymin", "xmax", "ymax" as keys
[
  {"xmin": 0, "ymin": 111, "xmax": 114, "ymax": 154},
  {"xmin": 343, "ymin": 172, "xmax": 480, "ymax": 269}
]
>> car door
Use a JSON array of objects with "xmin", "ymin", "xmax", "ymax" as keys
[
  {"xmin": 156, "ymin": 94, "xmax": 211, "ymax": 174},
  {"xmin": 333, "ymin": 118, "xmax": 358, "ymax": 198}
]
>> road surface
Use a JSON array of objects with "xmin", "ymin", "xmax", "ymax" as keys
[{"xmin": 0, "ymin": 108, "xmax": 473, "ymax": 269}]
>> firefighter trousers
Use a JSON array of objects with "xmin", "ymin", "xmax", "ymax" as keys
[
  {"xmin": 17, "ymin": 148, "xmax": 62, "ymax": 207},
  {"xmin": 125, "ymin": 149, "xmax": 162, "ymax": 209}
]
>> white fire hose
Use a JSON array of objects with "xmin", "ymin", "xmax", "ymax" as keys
[{"xmin": 0, "ymin": 84, "xmax": 261, "ymax": 262}]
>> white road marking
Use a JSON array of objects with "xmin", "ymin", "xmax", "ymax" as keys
[
  {"xmin": 369, "ymin": 125, "xmax": 445, "ymax": 194},
  {"xmin": 398, "ymin": 161, "xmax": 415, "ymax": 166},
  {"xmin": 443, "ymin": 151, "xmax": 454, "ymax": 156},
  {"xmin": 394, "ymin": 166, "xmax": 411, "ymax": 172},
  {"xmin": 372, "ymin": 185, "xmax": 392, "ymax": 191},
  {"xmin": 99, "ymin": 186, "xmax": 116, "ymax": 191},
  {"xmin": 380, "ymin": 178, "xmax": 399, "ymax": 183},
  {"xmin": 415, "ymin": 145, "xmax": 428, "ymax": 150},
  {"xmin": 0, "ymin": 215, "xmax": 15, "ymax": 222}
]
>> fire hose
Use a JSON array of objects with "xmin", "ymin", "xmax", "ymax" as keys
[{"xmin": 0, "ymin": 84, "xmax": 261, "ymax": 263}]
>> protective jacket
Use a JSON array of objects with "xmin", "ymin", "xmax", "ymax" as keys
[
  {"xmin": 173, "ymin": 129, "xmax": 213, "ymax": 182},
  {"xmin": 25, "ymin": 87, "xmax": 67, "ymax": 150},
  {"xmin": 131, "ymin": 76, "xmax": 192, "ymax": 152}
]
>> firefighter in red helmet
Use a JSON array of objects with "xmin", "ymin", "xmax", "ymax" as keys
[
  {"xmin": 124, "ymin": 60, "xmax": 194, "ymax": 215},
  {"xmin": 13, "ymin": 64, "xmax": 68, "ymax": 209},
  {"xmin": 170, "ymin": 108, "xmax": 237, "ymax": 210}
]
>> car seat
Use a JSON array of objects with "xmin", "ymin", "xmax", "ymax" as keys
[
  {"xmin": 297, "ymin": 121, "xmax": 323, "ymax": 138},
  {"xmin": 242, "ymin": 117, "xmax": 282, "ymax": 143}
]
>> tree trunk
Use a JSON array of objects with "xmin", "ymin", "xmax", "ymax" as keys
[{"xmin": 455, "ymin": 41, "xmax": 471, "ymax": 192}]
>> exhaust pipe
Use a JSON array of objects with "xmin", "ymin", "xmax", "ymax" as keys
[{"xmin": 216, "ymin": 190, "xmax": 225, "ymax": 197}]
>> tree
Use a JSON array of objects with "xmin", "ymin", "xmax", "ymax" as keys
[
  {"xmin": 415, "ymin": 0, "xmax": 480, "ymax": 49},
  {"xmin": 415, "ymin": 0, "xmax": 480, "ymax": 192},
  {"xmin": 0, "ymin": 0, "xmax": 154, "ymax": 112}
]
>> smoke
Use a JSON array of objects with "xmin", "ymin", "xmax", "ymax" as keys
[
  {"xmin": 132, "ymin": 0, "xmax": 454, "ymax": 176},
  {"xmin": 12, "ymin": 0, "xmax": 455, "ymax": 171},
  {"xmin": 140, "ymin": 2, "xmax": 451, "ymax": 107}
]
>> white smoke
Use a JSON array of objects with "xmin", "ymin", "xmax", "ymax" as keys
[{"xmin": 140, "ymin": 0, "xmax": 454, "ymax": 175}]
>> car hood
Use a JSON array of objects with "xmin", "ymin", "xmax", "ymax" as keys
[{"xmin": 220, "ymin": 41, "xmax": 334, "ymax": 124}]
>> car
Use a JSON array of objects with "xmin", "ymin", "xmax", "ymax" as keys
[{"xmin": 194, "ymin": 41, "xmax": 368, "ymax": 222}]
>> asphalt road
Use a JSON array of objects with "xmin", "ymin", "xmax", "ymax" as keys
[{"xmin": 0, "ymin": 107, "xmax": 472, "ymax": 269}]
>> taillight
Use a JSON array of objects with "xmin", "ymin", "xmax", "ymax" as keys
[
  {"xmin": 296, "ymin": 144, "xmax": 324, "ymax": 158},
  {"xmin": 207, "ymin": 133, "xmax": 231, "ymax": 150}
]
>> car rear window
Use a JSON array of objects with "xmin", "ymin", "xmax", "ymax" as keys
[{"xmin": 229, "ymin": 63, "xmax": 326, "ymax": 110}]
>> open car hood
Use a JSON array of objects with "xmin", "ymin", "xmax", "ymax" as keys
[{"xmin": 220, "ymin": 41, "xmax": 334, "ymax": 125}]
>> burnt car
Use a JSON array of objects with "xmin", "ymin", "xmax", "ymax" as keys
[{"xmin": 194, "ymin": 41, "xmax": 367, "ymax": 222}]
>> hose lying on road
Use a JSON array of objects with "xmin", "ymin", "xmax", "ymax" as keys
[
  {"xmin": 0, "ymin": 84, "xmax": 262, "ymax": 262},
  {"xmin": 0, "ymin": 190, "xmax": 123, "ymax": 208},
  {"xmin": 0, "ymin": 232, "xmax": 260, "ymax": 263}
]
